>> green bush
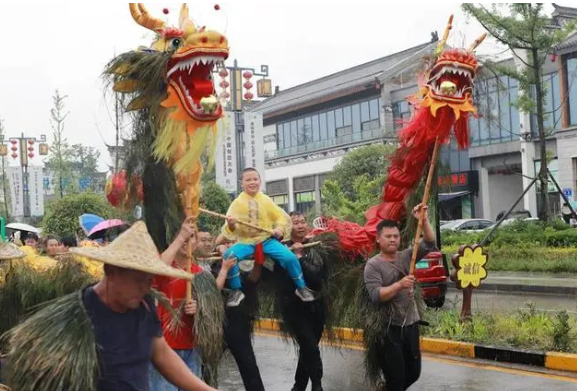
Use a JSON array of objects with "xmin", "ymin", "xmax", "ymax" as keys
[{"xmin": 42, "ymin": 193, "xmax": 117, "ymax": 238}]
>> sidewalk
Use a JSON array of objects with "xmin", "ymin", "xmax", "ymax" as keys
[{"xmin": 449, "ymin": 271, "xmax": 577, "ymax": 295}]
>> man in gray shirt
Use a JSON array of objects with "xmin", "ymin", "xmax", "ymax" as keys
[{"xmin": 363, "ymin": 204, "xmax": 436, "ymax": 391}]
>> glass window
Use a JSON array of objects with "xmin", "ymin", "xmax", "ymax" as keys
[
  {"xmin": 343, "ymin": 105, "xmax": 352, "ymax": 126},
  {"xmin": 498, "ymin": 82, "xmax": 512, "ymax": 141},
  {"xmin": 361, "ymin": 101, "xmax": 370, "ymax": 122},
  {"xmin": 566, "ymin": 57, "xmax": 577, "ymax": 125},
  {"xmin": 277, "ymin": 124, "xmax": 283, "ymax": 148},
  {"xmin": 295, "ymin": 191, "xmax": 316, "ymax": 213},
  {"xmin": 304, "ymin": 116, "xmax": 312, "ymax": 143},
  {"xmin": 352, "ymin": 104, "xmax": 361, "ymax": 133},
  {"xmin": 510, "ymin": 84, "xmax": 520, "ymax": 136},
  {"xmin": 369, "ymin": 99, "xmax": 379, "ymax": 120},
  {"xmin": 552, "ymin": 73, "xmax": 560, "ymax": 129},
  {"xmin": 335, "ymin": 108, "xmax": 343, "ymax": 128},
  {"xmin": 488, "ymin": 90, "xmax": 500, "ymax": 141},
  {"xmin": 327, "ymin": 110, "xmax": 336, "ymax": 138},
  {"xmin": 284, "ymin": 123, "xmax": 291, "ymax": 148},
  {"xmin": 290, "ymin": 120, "xmax": 297, "ymax": 147},
  {"xmin": 544, "ymin": 74, "xmax": 555, "ymax": 132},
  {"xmin": 297, "ymin": 119, "xmax": 304, "ymax": 144},
  {"xmin": 319, "ymin": 112, "xmax": 328, "ymax": 140},
  {"xmin": 336, "ymin": 126, "xmax": 352, "ymax": 137},
  {"xmin": 312, "ymin": 115, "xmax": 320, "ymax": 142},
  {"xmin": 271, "ymin": 194, "xmax": 289, "ymax": 212}
]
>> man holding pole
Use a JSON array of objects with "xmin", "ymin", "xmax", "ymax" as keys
[{"xmin": 363, "ymin": 204, "xmax": 436, "ymax": 391}]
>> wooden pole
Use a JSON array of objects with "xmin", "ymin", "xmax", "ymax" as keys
[
  {"xmin": 409, "ymin": 137, "xmax": 442, "ymax": 275},
  {"xmin": 199, "ymin": 207, "xmax": 274, "ymax": 235},
  {"xmin": 185, "ymin": 180, "xmax": 194, "ymax": 302}
]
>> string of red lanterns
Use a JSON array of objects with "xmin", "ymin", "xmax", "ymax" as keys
[{"xmin": 243, "ymin": 71, "xmax": 254, "ymax": 101}]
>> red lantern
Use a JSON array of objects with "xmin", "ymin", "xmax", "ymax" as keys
[
  {"xmin": 243, "ymin": 81, "xmax": 253, "ymax": 89},
  {"xmin": 163, "ymin": 8, "xmax": 169, "ymax": 14},
  {"xmin": 11, "ymin": 146, "xmax": 17, "ymax": 152},
  {"xmin": 244, "ymin": 92, "xmax": 254, "ymax": 100},
  {"xmin": 219, "ymin": 80, "xmax": 230, "ymax": 88},
  {"xmin": 221, "ymin": 92, "xmax": 230, "ymax": 99},
  {"xmin": 27, "ymin": 139, "xmax": 34, "ymax": 145},
  {"xmin": 28, "ymin": 153, "xmax": 34, "ymax": 158},
  {"xmin": 11, "ymin": 153, "xmax": 17, "ymax": 159},
  {"xmin": 106, "ymin": 171, "xmax": 144, "ymax": 208},
  {"xmin": 243, "ymin": 71, "xmax": 252, "ymax": 79},
  {"xmin": 214, "ymin": 4, "xmax": 220, "ymax": 11},
  {"xmin": 10, "ymin": 140, "xmax": 17, "ymax": 145},
  {"xmin": 28, "ymin": 146, "xmax": 34, "ymax": 152},
  {"xmin": 550, "ymin": 54, "xmax": 557, "ymax": 62},
  {"xmin": 219, "ymin": 69, "xmax": 229, "ymax": 77}
]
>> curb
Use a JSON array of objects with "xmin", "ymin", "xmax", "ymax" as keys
[
  {"xmin": 255, "ymin": 319, "xmax": 577, "ymax": 373},
  {"xmin": 450, "ymin": 283, "xmax": 577, "ymax": 295}
]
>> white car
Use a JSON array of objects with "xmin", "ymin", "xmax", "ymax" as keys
[
  {"xmin": 485, "ymin": 217, "xmax": 539, "ymax": 231},
  {"xmin": 440, "ymin": 219, "xmax": 494, "ymax": 232}
]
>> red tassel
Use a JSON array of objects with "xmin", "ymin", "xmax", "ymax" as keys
[{"xmin": 254, "ymin": 242, "xmax": 265, "ymax": 265}]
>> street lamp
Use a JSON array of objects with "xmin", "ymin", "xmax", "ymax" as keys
[
  {"xmin": 0, "ymin": 133, "xmax": 49, "ymax": 217},
  {"xmin": 215, "ymin": 60, "xmax": 272, "ymax": 192}
]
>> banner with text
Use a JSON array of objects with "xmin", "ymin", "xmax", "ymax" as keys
[
  {"xmin": 28, "ymin": 166, "xmax": 45, "ymax": 216},
  {"xmin": 7, "ymin": 167, "xmax": 24, "ymax": 217},
  {"xmin": 215, "ymin": 111, "xmax": 238, "ymax": 193},
  {"xmin": 243, "ymin": 112, "xmax": 265, "ymax": 189}
]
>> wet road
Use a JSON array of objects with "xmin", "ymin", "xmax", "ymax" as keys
[
  {"xmin": 446, "ymin": 290, "xmax": 577, "ymax": 314},
  {"xmin": 218, "ymin": 334, "xmax": 577, "ymax": 391}
]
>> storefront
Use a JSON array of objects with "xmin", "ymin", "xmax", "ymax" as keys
[{"xmin": 438, "ymin": 170, "xmax": 479, "ymax": 220}]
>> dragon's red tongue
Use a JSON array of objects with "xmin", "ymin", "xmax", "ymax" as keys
[{"xmin": 191, "ymin": 80, "xmax": 214, "ymax": 100}]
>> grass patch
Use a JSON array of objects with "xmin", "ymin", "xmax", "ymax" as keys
[
  {"xmin": 422, "ymin": 304, "xmax": 577, "ymax": 353},
  {"xmin": 441, "ymin": 245, "xmax": 577, "ymax": 273}
]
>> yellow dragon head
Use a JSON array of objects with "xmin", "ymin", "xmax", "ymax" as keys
[{"xmin": 129, "ymin": 3, "xmax": 229, "ymax": 123}]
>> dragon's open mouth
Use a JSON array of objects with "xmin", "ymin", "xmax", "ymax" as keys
[
  {"xmin": 426, "ymin": 64, "xmax": 474, "ymax": 103},
  {"xmin": 167, "ymin": 49, "xmax": 228, "ymax": 121}
]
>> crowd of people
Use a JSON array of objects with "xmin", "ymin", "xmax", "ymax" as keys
[{"xmin": 1, "ymin": 167, "xmax": 436, "ymax": 391}]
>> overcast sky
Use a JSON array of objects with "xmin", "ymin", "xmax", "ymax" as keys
[{"xmin": 0, "ymin": 1, "xmax": 516, "ymax": 171}]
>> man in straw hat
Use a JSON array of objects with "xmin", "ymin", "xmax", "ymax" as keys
[{"xmin": 4, "ymin": 222, "xmax": 220, "ymax": 391}]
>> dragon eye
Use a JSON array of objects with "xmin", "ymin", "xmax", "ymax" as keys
[{"xmin": 170, "ymin": 38, "xmax": 182, "ymax": 48}]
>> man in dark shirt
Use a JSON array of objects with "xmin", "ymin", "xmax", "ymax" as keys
[
  {"xmin": 278, "ymin": 211, "xmax": 326, "ymax": 391},
  {"xmin": 363, "ymin": 204, "xmax": 436, "ymax": 391},
  {"xmin": 7, "ymin": 222, "xmax": 220, "ymax": 391}
]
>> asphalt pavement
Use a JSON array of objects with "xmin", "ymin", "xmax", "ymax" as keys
[{"xmin": 218, "ymin": 334, "xmax": 577, "ymax": 391}]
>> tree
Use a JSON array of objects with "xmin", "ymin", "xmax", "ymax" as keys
[
  {"xmin": 462, "ymin": 4, "xmax": 576, "ymax": 221},
  {"xmin": 198, "ymin": 180, "xmax": 231, "ymax": 235},
  {"xmin": 45, "ymin": 90, "xmax": 75, "ymax": 198},
  {"xmin": 327, "ymin": 143, "xmax": 395, "ymax": 200},
  {"xmin": 72, "ymin": 144, "xmax": 102, "ymax": 192},
  {"xmin": 42, "ymin": 193, "xmax": 117, "ymax": 238},
  {"xmin": 321, "ymin": 175, "xmax": 382, "ymax": 225}
]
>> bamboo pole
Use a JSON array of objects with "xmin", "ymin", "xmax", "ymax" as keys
[
  {"xmin": 185, "ymin": 180, "xmax": 194, "ymax": 302},
  {"xmin": 199, "ymin": 208, "xmax": 274, "ymax": 235},
  {"xmin": 196, "ymin": 241, "xmax": 322, "ymax": 263},
  {"xmin": 409, "ymin": 137, "xmax": 442, "ymax": 275}
]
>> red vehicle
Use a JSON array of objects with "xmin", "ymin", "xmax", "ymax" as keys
[{"xmin": 414, "ymin": 251, "xmax": 448, "ymax": 308}]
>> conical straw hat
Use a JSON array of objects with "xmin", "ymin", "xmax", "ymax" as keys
[
  {"xmin": 0, "ymin": 242, "xmax": 25, "ymax": 260},
  {"xmin": 70, "ymin": 221, "xmax": 191, "ymax": 279}
]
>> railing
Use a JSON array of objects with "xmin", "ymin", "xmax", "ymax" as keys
[{"xmin": 265, "ymin": 127, "xmax": 385, "ymax": 160}]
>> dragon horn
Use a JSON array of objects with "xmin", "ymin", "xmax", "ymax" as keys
[
  {"xmin": 129, "ymin": 3, "xmax": 166, "ymax": 32},
  {"xmin": 179, "ymin": 3, "xmax": 197, "ymax": 34},
  {"xmin": 435, "ymin": 14, "xmax": 454, "ymax": 55},
  {"xmin": 468, "ymin": 33, "xmax": 487, "ymax": 52}
]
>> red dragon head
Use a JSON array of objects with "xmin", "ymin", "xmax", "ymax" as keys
[
  {"xmin": 420, "ymin": 15, "xmax": 486, "ymax": 121},
  {"xmin": 129, "ymin": 3, "xmax": 229, "ymax": 122}
]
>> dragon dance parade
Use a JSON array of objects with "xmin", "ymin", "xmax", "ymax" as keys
[{"xmin": 1, "ymin": 2, "xmax": 577, "ymax": 391}]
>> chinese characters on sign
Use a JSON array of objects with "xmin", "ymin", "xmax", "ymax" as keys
[
  {"xmin": 28, "ymin": 166, "xmax": 45, "ymax": 217},
  {"xmin": 451, "ymin": 245, "xmax": 488, "ymax": 289},
  {"xmin": 438, "ymin": 173, "xmax": 468, "ymax": 187},
  {"xmin": 7, "ymin": 167, "xmax": 24, "ymax": 217},
  {"xmin": 215, "ymin": 111, "xmax": 238, "ymax": 193},
  {"xmin": 438, "ymin": 170, "xmax": 479, "ymax": 194},
  {"xmin": 243, "ymin": 112, "xmax": 265, "ymax": 188}
]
